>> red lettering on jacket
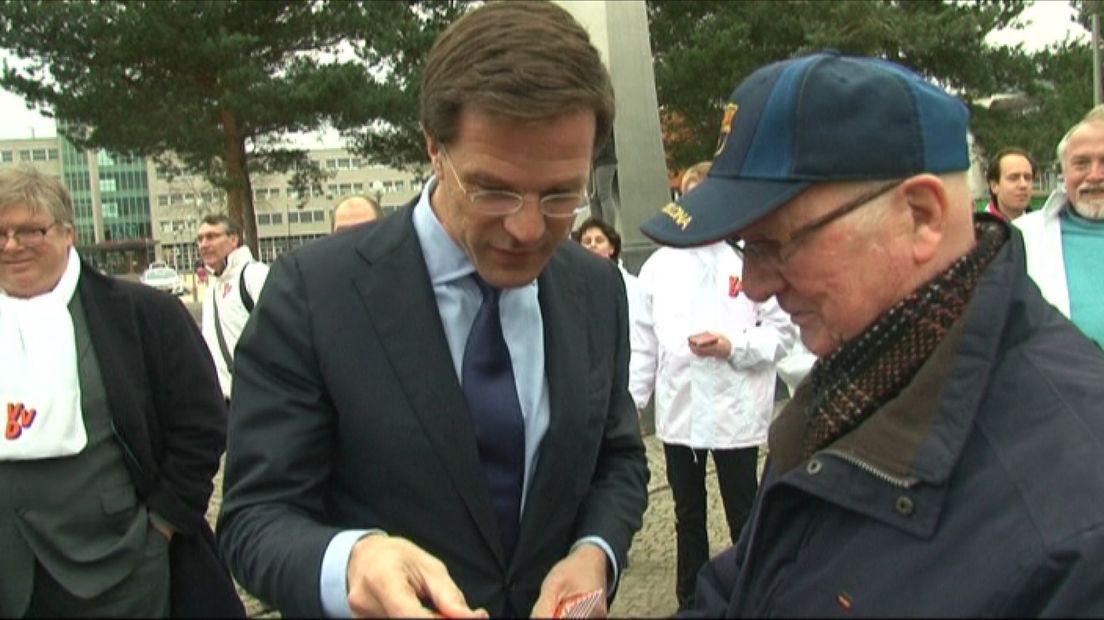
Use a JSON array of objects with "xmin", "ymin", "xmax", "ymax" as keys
[
  {"xmin": 729, "ymin": 275, "xmax": 742, "ymax": 297},
  {"xmin": 5, "ymin": 402, "xmax": 37, "ymax": 440}
]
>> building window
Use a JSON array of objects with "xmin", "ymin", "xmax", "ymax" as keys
[
  {"xmin": 102, "ymin": 201, "xmax": 119, "ymax": 218},
  {"xmin": 271, "ymin": 213, "xmax": 282, "ymax": 225},
  {"xmin": 97, "ymin": 150, "xmax": 114, "ymax": 167},
  {"xmin": 288, "ymin": 212, "xmax": 299, "ymax": 224},
  {"xmin": 48, "ymin": 148, "xmax": 59, "ymax": 161},
  {"xmin": 19, "ymin": 150, "xmax": 30, "ymax": 161},
  {"xmin": 1, "ymin": 151, "xmax": 11, "ymax": 162},
  {"xmin": 258, "ymin": 213, "xmax": 272, "ymax": 225},
  {"xmin": 100, "ymin": 177, "xmax": 117, "ymax": 193}
]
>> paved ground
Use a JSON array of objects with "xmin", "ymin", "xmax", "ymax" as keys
[{"xmin": 204, "ymin": 435, "xmax": 744, "ymax": 618}]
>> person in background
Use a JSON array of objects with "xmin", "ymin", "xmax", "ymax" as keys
[
  {"xmin": 196, "ymin": 213, "xmax": 269, "ymax": 401},
  {"xmin": 631, "ymin": 162, "xmax": 796, "ymax": 611},
  {"xmin": 0, "ymin": 166, "xmax": 238, "ymax": 617},
  {"xmin": 641, "ymin": 50, "xmax": 1104, "ymax": 617},
  {"xmin": 332, "ymin": 194, "xmax": 384, "ymax": 232},
  {"xmin": 984, "ymin": 147, "xmax": 1035, "ymax": 221},
  {"xmin": 572, "ymin": 215, "xmax": 652, "ymax": 428},
  {"xmin": 1016, "ymin": 106, "xmax": 1104, "ymax": 348},
  {"xmin": 217, "ymin": 2, "xmax": 649, "ymax": 617}
]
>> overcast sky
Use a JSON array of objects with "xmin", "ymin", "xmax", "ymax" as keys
[{"xmin": 0, "ymin": 0, "xmax": 1089, "ymax": 142}]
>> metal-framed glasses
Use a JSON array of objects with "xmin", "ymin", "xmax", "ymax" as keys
[
  {"xmin": 734, "ymin": 179, "xmax": 904, "ymax": 272},
  {"xmin": 1, "ymin": 221, "xmax": 60, "ymax": 248},
  {"xmin": 440, "ymin": 147, "xmax": 589, "ymax": 219}
]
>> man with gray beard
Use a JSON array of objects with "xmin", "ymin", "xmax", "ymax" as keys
[{"xmin": 1016, "ymin": 108, "xmax": 1104, "ymax": 348}]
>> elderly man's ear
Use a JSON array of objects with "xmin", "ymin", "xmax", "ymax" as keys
[{"xmin": 900, "ymin": 174, "xmax": 949, "ymax": 265}]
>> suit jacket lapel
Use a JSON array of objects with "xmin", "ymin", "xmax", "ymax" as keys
[
  {"xmin": 514, "ymin": 250, "xmax": 588, "ymax": 562},
  {"xmin": 351, "ymin": 210, "xmax": 506, "ymax": 566},
  {"xmin": 77, "ymin": 264, "xmax": 142, "ymax": 428}
]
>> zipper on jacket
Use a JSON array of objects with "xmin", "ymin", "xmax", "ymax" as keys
[{"xmin": 820, "ymin": 448, "xmax": 918, "ymax": 489}]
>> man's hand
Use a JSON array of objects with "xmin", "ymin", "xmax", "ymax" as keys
[
  {"xmin": 346, "ymin": 533, "xmax": 488, "ymax": 619},
  {"xmin": 688, "ymin": 331, "xmax": 732, "ymax": 360},
  {"xmin": 529, "ymin": 544, "xmax": 609, "ymax": 618}
]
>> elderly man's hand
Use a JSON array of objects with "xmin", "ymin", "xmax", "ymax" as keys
[
  {"xmin": 346, "ymin": 533, "xmax": 488, "ymax": 619},
  {"xmin": 529, "ymin": 544, "xmax": 608, "ymax": 618}
]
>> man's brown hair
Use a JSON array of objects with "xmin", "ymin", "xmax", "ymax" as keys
[{"xmin": 420, "ymin": 1, "xmax": 614, "ymax": 151}]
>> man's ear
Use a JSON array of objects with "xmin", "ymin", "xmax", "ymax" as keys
[
  {"xmin": 424, "ymin": 129, "xmax": 442, "ymax": 178},
  {"xmin": 900, "ymin": 174, "xmax": 947, "ymax": 264}
]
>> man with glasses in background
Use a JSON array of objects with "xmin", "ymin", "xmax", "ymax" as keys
[
  {"xmin": 642, "ymin": 52, "xmax": 1104, "ymax": 616},
  {"xmin": 196, "ymin": 213, "xmax": 268, "ymax": 402},
  {"xmin": 0, "ymin": 166, "xmax": 237, "ymax": 617},
  {"xmin": 217, "ymin": 2, "xmax": 648, "ymax": 618}
]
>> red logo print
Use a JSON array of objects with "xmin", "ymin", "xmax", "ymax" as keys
[
  {"xmin": 729, "ymin": 275, "xmax": 742, "ymax": 297},
  {"xmin": 5, "ymin": 402, "xmax": 37, "ymax": 440}
]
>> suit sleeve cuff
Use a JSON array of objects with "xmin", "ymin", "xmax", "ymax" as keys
[
  {"xmin": 571, "ymin": 536, "xmax": 620, "ymax": 596},
  {"xmin": 320, "ymin": 529, "xmax": 380, "ymax": 617}
]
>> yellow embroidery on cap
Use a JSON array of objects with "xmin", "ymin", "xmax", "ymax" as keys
[
  {"xmin": 661, "ymin": 202, "xmax": 693, "ymax": 231},
  {"xmin": 714, "ymin": 102, "xmax": 739, "ymax": 156}
]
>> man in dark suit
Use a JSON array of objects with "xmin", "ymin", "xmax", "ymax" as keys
[
  {"xmin": 0, "ymin": 166, "xmax": 240, "ymax": 617},
  {"xmin": 217, "ymin": 2, "xmax": 649, "ymax": 617}
]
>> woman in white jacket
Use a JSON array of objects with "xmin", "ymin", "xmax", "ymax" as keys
[{"xmin": 630, "ymin": 163, "xmax": 797, "ymax": 610}]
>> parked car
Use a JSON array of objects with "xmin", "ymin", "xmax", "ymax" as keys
[{"xmin": 140, "ymin": 266, "xmax": 186, "ymax": 296}]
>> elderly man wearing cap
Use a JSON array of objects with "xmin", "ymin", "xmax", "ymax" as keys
[{"xmin": 642, "ymin": 51, "xmax": 1104, "ymax": 616}]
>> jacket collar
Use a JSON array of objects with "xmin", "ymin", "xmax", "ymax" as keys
[{"xmin": 768, "ymin": 221, "xmax": 1024, "ymax": 536}]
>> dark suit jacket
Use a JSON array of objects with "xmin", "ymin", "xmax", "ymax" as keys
[
  {"xmin": 218, "ymin": 203, "xmax": 650, "ymax": 617},
  {"xmin": 77, "ymin": 263, "xmax": 243, "ymax": 617}
]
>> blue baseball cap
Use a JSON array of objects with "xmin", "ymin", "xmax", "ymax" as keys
[{"xmin": 641, "ymin": 51, "xmax": 971, "ymax": 247}]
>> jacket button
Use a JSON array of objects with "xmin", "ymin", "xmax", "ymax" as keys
[
  {"xmin": 805, "ymin": 459, "xmax": 823, "ymax": 475},
  {"xmin": 895, "ymin": 496, "xmax": 915, "ymax": 516}
]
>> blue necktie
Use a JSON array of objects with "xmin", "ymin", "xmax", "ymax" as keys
[{"xmin": 462, "ymin": 275, "xmax": 525, "ymax": 559}]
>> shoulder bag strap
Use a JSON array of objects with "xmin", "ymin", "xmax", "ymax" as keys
[
  {"xmin": 211, "ymin": 285, "xmax": 235, "ymax": 376},
  {"xmin": 239, "ymin": 262, "xmax": 255, "ymax": 314}
]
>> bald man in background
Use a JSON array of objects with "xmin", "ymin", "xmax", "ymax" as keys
[{"xmin": 332, "ymin": 195, "xmax": 383, "ymax": 232}]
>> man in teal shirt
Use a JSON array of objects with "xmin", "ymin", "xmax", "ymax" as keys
[{"xmin": 1017, "ymin": 108, "xmax": 1104, "ymax": 348}]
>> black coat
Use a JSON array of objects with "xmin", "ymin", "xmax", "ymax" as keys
[{"xmin": 78, "ymin": 263, "xmax": 243, "ymax": 617}]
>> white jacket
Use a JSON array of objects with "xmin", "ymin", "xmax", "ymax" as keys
[
  {"xmin": 630, "ymin": 243, "xmax": 796, "ymax": 449},
  {"xmin": 201, "ymin": 245, "xmax": 270, "ymax": 398},
  {"xmin": 1013, "ymin": 195, "xmax": 1070, "ymax": 317}
]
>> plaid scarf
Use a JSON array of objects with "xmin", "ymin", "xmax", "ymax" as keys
[{"xmin": 803, "ymin": 219, "xmax": 1008, "ymax": 457}]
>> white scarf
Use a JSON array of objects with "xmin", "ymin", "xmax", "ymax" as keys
[{"xmin": 0, "ymin": 247, "xmax": 86, "ymax": 460}]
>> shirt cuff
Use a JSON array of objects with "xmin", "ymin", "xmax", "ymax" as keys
[
  {"xmin": 320, "ymin": 529, "xmax": 377, "ymax": 618},
  {"xmin": 571, "ymin": 536, "xmax": 620, "ymax": 596}
]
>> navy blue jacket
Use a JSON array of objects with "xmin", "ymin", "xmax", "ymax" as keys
[{"xmin": 686, "ymin": 229, "xmax": 1104, "ymax": 617}]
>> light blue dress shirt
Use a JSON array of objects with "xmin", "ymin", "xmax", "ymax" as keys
[{"xmin": 319, "ymin": 178, "xmax": 616, "ymax": 617}]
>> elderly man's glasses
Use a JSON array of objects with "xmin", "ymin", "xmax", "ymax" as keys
[
  {"xmin": 440, "ymin": 147, "xmax": 589, "ymax": 219},
  {"xmin": 1, "ymin": 221, "xmax": 60, "ymax": 248},
  {"xmin": 734, "ymin": 179, "xmax": 904, "ymax": 272}
]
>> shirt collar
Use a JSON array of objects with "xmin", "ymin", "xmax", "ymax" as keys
[{"xmin": 413, "ymin": 175, "xmax": 476, "ymax": 287}]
